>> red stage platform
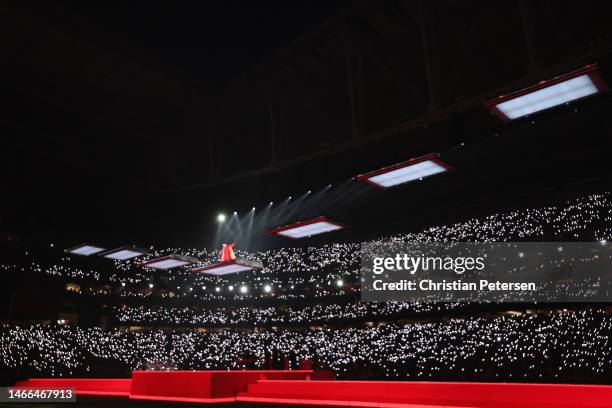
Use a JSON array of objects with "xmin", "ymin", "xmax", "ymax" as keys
[
  {"xmin": 14, "ymin": 372, "xmax": 612, "ymax": 407},
  {"xmin": 15, "ymin": 370, "xmax": 331, "ymax": 403},
  {"xmin": 13, "ymin": 378, "xmax": 131, "ymax": 396},
  {"xmin": 130, "ymin": 370, "xmax": 330, "ymax": 402},
  {"xmin": 237, "ymin": 380, "xmax": 612, "ymax": 408}
]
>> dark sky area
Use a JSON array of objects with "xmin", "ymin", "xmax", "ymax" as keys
[
  {"xmin": 28, "ymin": 1, "xmax": 354, "ymax": 86},
  {"xmin": 2, "ymin": 1, "xmax": 612, "ymax": 250}
]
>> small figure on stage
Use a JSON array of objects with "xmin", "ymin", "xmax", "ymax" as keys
[{"xmin": 191, "ymin": 242, "xmax": 261, "ymax": 275}]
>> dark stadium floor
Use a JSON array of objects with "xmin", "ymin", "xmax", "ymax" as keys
[{"xmin": 0, "ymin": 395, "xmax": 326, "ymax": 408}]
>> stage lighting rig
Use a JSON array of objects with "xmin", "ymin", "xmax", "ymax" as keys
[
  {"xmin": 269, "ymin": 216, "xmax": 344, "ymax": 239},
  {"xmin": 66, "ymin": 244, "xmax": 105, "ymax": 256},
  {"xmin": 356, "ymin": 153, "xmax": 450, "ymax": 188},
  {"xmin": 484, "ymin": 64, "xmax": 606, "ymax": 121}
]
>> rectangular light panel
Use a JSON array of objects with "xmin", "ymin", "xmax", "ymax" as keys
[
  {"xmin": 103, "ymin": 248, "xmax": 147, "ymax": 261},
  {"xmin": 192, "ymin": 262, "xmax": 255, "ymax": 276},
  {"xmin": 269, "ymin": 216, "xmax": 343, "ymax": 239},
  {"xmin": 142, "ymin": 255, "xmax": 194, "ymax": 270},
  {"xmin": 485, "ymin": 65, "xmax": 606, "ymax": 121},
  {"xmin": 67, "ymin": 244, "xmax": 105, "ymax": 256},
  {"xmin": 356, "ymin": 154, "xmax": 449, "ymax": 188},
  {"xmin": 497, "ymin": 75, "xmax": 597, "ymax": 119}
]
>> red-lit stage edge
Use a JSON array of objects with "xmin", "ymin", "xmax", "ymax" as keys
[{"xmin": 13, "ymin": 371, "xmax": 612, "ymax": 407}]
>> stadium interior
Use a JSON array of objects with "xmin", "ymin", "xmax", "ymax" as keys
[{"xmin": 1, "ymin": 1, "xmax": 612, "ymax": 407}]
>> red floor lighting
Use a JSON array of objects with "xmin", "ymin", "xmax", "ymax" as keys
[{"xmin": 13, "ymin": 374, "xmax": 612, "ymax": 408}]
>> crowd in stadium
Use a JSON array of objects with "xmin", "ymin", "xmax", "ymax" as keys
[
  {"xmin": 2, "ymin": 193, "xmax": 611, "ymax": 301},
  {"xmin": 1, "ymin": 309, "xmax": 610, "ymax": 383},
  {"xmin": 111, "ymin": 301, "xmax": 460, "ymax": 326},
  {"xmin": 110, "ymin": 276, "xmax": 606, "ymax": 325},
  {"xmin": 1, "ymin": 193, "xmax": 612, "ymax": 383}
]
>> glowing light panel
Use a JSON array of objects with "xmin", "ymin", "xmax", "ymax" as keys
[
  {"xmin": 269, "ymin": 216, "xmax": 343, "ymax": 239},
  {"xmin": 192, "ymin": 262, "xmax": 255, "ymax": 276},
  {"xmin": 485, "ymin": 66, "xmax": 606, "ymax": 121},
  {"xmin": 67, "ymin": 244, "xmax": 105, "ymax": 256},
  {"xmin": 103, "ymin": 248, "xmax": 147, "ymax": 260},
  {"xmin": 142, "ymin": 255, "xmax": 194, "ymax": 270},
  {"xmin": 497, "ymin": 75, "xmax": 597, "ymax": 119},
  {"xmin": 356, "ymin": 154, "xmax": 449, "ymax": 188}
]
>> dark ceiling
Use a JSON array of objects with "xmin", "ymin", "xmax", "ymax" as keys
[{"xmin": 1, "ymin": 0, "xmax": 612, "ymax": 250}]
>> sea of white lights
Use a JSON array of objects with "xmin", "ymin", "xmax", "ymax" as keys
[
  {"xmin": 2, "ymin": 193, "xmax": 612, "ymax": 305},
  {"xmin": 112, "ymin": 301, "xmax": 459, "ymax": 326},
  {"xmin": 0, "ymin": 192, "xmax": 611, "ymax": 333},
  {"xmin": 1, "ymin": 309, "xmax": 610, "ymax": 382},
  {"xmin": 2, "ymin": 194, "xmax": 612, "ymax": 381},
  {"xmin": 110, "ymin": 274, "xmax": 606, "ymax": 326}
]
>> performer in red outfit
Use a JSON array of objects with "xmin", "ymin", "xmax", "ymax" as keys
[{"xmin": 220, "ymin": 243, "xmax": 236, "ymax": 261}]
